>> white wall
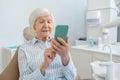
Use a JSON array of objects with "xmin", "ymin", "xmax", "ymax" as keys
[{"xmin": 0, "ymin": 0, "xmax": 87, "ymax": 47}]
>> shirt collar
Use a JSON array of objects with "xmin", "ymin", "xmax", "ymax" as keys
[
  {"xmin": 31, "ymin": 37, "xmax": 51, "ymax": 45},
  {"xmin": 31, "ymin": 38, "xmax": 38, "ymax": 44}
]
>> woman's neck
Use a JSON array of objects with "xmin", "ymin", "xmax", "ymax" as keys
[{"xmin": 36, "ymin": 36, "xmax": 49, "ymax": 41}]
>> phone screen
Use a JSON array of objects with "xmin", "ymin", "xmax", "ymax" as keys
[{"xmin": 54, "ymin": 25, "xmax": 69, "ymax": 44}]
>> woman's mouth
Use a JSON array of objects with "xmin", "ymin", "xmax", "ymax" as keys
[{"xmin": 42, "ymin": 30, "xmax": 49, "ymax": 32}]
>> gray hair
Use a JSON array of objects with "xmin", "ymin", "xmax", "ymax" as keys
[{"xmin": 29, "ymin": 8, "xmax": 55, "ymax": 30}]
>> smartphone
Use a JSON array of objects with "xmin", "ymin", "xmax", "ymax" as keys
[{"xmin": 54, "ymin": 25, "xmax": 69, "ymax": 44}]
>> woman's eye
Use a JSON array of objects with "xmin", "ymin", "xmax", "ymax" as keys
[
  {"xmin": 39, "ymin": 21, "xmax": 44, "ymax": 23},
  {"xmin": 48, "ymin": 21, "xmax": 52, "ymax": 23}
]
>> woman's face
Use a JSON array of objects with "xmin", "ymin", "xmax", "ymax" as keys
[{"xmin": 34, "ymin": 15, "xmax": 54, "ymax": 39}]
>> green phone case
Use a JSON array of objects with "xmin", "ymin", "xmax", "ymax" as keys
[
  {"xmin": 54, "ymin": 25, "xmax": 69, "ymax": 44},
  {"xmin": 55, "ymin": 25, "xmax": 68, "ymax": 43}
]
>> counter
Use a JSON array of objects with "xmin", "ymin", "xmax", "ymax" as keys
[
  {"xmin": 70, "ymin": 44, "xmax": 120, "ymax": 79},
  {"xmin": 71, "ymin": 44, "xmax": 120, "ymax": 56}
]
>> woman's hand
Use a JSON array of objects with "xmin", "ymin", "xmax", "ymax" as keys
[
  {"xmin": 44, "ymin": 48, "xmax": 56, "ymax": 65},
  {"xmin": 51, "ymin": 37, "xmax": 70, "ymax": 66},
  {"xmin": 40, "ymin": 48, "xmax": 56, "ymax": 75}
]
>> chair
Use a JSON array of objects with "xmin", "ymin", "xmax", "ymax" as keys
[{"xmin": 0, "ymin": 48, "xmax": 19, "ymax": 80}]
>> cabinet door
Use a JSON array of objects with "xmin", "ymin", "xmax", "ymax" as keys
[
  {"xmin": 93, "ymin": 52, "xmax": 120, "ymax": 62},
  {"xmin": 93, "ymin": 53, "xmax": 109, "ymax": 61},
  {"xmin": 70, "ymin": 48, "xmax": 93, "ymax": 79},
  {"xmin": 112, "ymin": 56, "xmax": 120, "ymax": 62}
]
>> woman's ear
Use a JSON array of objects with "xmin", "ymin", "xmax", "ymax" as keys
[{"xmin": 33, "ymin": 19, "xmax": 37, "ymax": 30}]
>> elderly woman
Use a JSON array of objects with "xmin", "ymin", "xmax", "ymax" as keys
[{"xmin": 18, "ymin": 8, "xmax": 77, "ymax": 80}]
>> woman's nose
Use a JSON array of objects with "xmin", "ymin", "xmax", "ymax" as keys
[{"xmin": 44, "ymin": 22, "xmax": 49, "ymax": 27}]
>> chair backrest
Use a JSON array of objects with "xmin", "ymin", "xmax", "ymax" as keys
[
  {"xmin": 23, "ymin": 26, "xmax": 36, "ymax": 41},
  {"xmin": 0, "ymin": 47, "xmax": 11, "ymax": 73},
  {"xmin": 0, "ymin": 48, "xmax": 19, "ymax": 80}
]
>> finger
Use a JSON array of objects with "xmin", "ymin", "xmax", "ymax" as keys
[
  {"xmin": 50, "ymin": 47, "xmax": 56, "ymax": 56},
  {"xmin": 45, "ymin": 49, "xmax": 52, "ymax": 58},
  {"xmin": 47, "ymin": 52, "xmax": 54, "ymax": 59},
  {"xmin": 66, "ymin": 37, "xmax": 69, "ymax": 44},
  {"xmin": 51, "ymin": 52, "xmax": 56, "ymax": 59},
  {"xmin": 48, "ymin": 55, "xmax": 52, "ymax": 59},
  {"xmin": 57, "ymin": 37, "xmax": 66, "ymax": 46},
  {"xmin": 52, "ymin": 43, "xmax": 61, "ymax": 52},
  {"xmin": 51, "ymin": 46, "xmax": 57, "ymax": 53},
  {"xmin": 51, "ymin": 38, "xmax": 61, "ymax": 48}
]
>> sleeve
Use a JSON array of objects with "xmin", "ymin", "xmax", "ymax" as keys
[
  {"xmin": 18, "ymin": 47, "xmax": 47, "ymax": 80},
  {"xmin": 62, "ymin": 56, "xmax": 77, "ymax": 80}
]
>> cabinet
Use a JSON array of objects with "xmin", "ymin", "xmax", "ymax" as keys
[
  {"xmin": 70, "ymin": 45, "xmax": 120, "ymax": 79},
  {"xmin": 71, "ymin": 48, "xmax": 93, "ymax": 79},
  {"xmin": 93, "ymin": 52, "xmax": 120, "ymax": 62},
  {"xmin": 87, "ymin": 0, "xmax": 118, "ymax": 44}
]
